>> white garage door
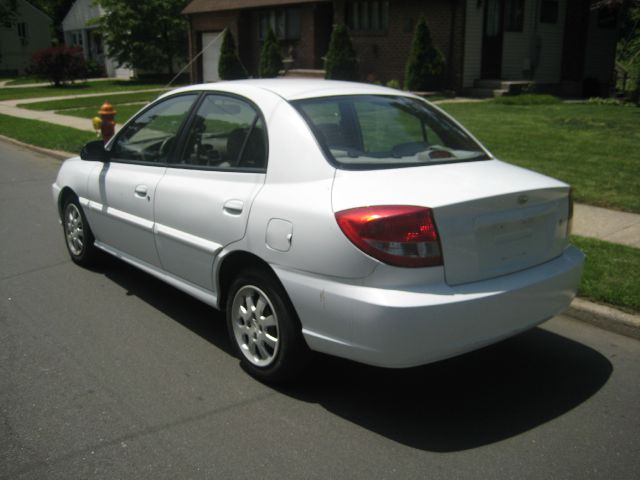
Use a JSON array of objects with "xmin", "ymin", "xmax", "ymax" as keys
[{"xmin": 202, "ymin": 31, "xmax": 224, "ymax": 82}]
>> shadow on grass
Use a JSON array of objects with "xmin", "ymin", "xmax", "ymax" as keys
[{"xmin": 96, "ymin": 254, "xmax": 612, "ymax": 452}]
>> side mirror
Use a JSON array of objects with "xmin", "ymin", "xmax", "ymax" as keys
[{"xmin": 80, "ymin": 140, "xmax": 108, "ymax": 161}]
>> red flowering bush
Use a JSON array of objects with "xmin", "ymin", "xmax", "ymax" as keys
[{"xmin": 30, "ymin": 46, "xmax": 88, "ymax": 86}]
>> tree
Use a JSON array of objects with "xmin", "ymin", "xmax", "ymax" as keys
[
  {"xmin": 259, "ymin": 28, "xmax": 283, "ymax": 78},
  {"xmin": 94, "ymin": 0, "xmax": 188, "ymax": 74},
  {"xmin": 0, "ymin": 0, "xmax": 17, "ymax": 28},
  {"xmin": 324, "ymin": 24, "xmax": 358, "ymax": 81},
  {"xmin": 218, "ymin": 29, "xmax": 248, "ymax": 80},
  {"xmin": 404, "ymin": 15, "xmax": 446, "ymax": 91},
  {"xmin": 616, "ymin": 2, "xmax": 640, "ymax": 101}
]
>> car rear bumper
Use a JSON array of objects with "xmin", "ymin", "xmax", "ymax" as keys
[{"xmin": 274, "ymin": 245, "xmax": 584, "ymax": 368}]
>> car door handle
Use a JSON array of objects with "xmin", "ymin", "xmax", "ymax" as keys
[
  {"xmin": 223, "ymin": 199, "xmax": 244, "ymax": 215},
  {"xmin": 134, "ymin": 185, "xmax": 148, "ymax": 197}
]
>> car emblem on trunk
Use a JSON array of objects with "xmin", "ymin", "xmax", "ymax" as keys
[{"xmin": 517, "ymin": 194, "xmax": 529, "ymax": 205}]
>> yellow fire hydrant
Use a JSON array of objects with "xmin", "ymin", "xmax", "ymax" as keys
[{"xmin": 98, "ymin": 101, "xmax": 117, "ymax": 143}]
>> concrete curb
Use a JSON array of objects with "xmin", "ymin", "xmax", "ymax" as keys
[
  {"xmin": 567, "ymin": 298, "xmax": 640, "ymax": 340},
  {"xmin": 0, "ymin": 134, "xmax": 74, "ymax": 161}
]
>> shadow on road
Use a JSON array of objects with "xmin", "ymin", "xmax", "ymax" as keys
[
  {"xmin": 97, "ymin": 255, "xmax": 612, "ymax": 453},
  {"xmin": 98, "ymin": 255, "xmax": 234, "ymax": 356},
  {"xmin": 280, "ymin": 329, "xmax": 612, "ymax": 452}
]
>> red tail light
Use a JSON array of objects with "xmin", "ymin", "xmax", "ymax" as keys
[{"xmin": 335, "ymin": 206, "xmax": 443, "ymax": 268}]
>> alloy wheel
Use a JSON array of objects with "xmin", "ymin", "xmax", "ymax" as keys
[
  {"xmin": 231, "ymin": 285, "xmax": 280, "ymax": 367},
  {"xmin": 64, "ymin": 203, "xmax": 85, "ymax": 256}
]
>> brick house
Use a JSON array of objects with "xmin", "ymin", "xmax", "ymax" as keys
[{"xmin": 182, "ymin": 0, "xmax": 619, "ymax": 96}]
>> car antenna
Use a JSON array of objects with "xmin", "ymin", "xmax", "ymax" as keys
[{"xmin": 165, "ymin": 28, "xmax": 227, "ymax": 89}]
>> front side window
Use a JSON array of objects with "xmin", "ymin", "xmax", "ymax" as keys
[
  {"xmin": 178, "ymin": 94, "xmax": 267, "ymax": 171},
  {"xmin": 111, "ymin": 94, "xmax": 197, "ymax": 163},
  {"xmin": 294, "ymin": 95, "xmax": 489, "ymax": 169}
]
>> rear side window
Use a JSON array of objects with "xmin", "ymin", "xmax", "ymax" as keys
[
  {"xmin": 177, "ymin": 94, "xmax": 267, "ymax": 171},
  {"xmin": 293, "ymin": 95, "xmax": 489, "ymax": 169}
]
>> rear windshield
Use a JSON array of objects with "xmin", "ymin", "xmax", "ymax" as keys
[{"xmin": 293, "ymin": 95, "xmax": 490, "ymax": 169}]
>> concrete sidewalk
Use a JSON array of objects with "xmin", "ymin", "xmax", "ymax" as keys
[
  {"xmin": 0, "ymin": 102, "xmax": 96, "ymax": 131},
  {"xmin": 0, "ymin": 89, "xmax": 164, "ymax": 132},
  {"xmin": 1, "ymin": 88, "xmax": 164, "ymax": 107},
  {"xmin": 573, "ymin": 204, "xmax": 640, "ymax": 248}
]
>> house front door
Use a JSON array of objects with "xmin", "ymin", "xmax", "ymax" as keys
[{"xmin": 481, "ymin": 0, "xmax": 504, "ymax": 79}]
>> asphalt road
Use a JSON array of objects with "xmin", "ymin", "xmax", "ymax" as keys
[{"xmin": 1, "ymin": 139, "xmax": 639, "ymax": 480}]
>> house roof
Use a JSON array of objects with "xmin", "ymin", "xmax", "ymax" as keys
[
  {"xmin": 62, "ymin": 0, "xmax": 104, "ymax": 32},
  {"xmin": 21, "ymin": 0, "xmax": 52, "ymax": 22},
  {"xmin": 182, "ymin": 0, "xmax": 330, "ymax": 15}
]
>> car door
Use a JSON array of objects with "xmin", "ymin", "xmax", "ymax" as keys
[
  {"xmin": 153, "ymin": 93, "xmax": 268, "ymax": 291},
  {"xmin": 84, "ymin": 93, "xmax": 198, "ymax": 267}
]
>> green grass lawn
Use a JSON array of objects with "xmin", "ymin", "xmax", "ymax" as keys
[
  {"xmin": 18, "ymin": 91, "xmax": 164, "ymax": 111},
  {"xmin": 440, "ymin": 102, "xmax": 640, "ymax": 213},
  {"xmin": 4, "ymin": 75, "xmax": 45, "ymax": 85},
  {"xmin": 571, "ymin": 235, "xmax": 640, "ymax": 313},
  {"xmin": 0, "ymin": 114, "xmax": 95, "ymax": 153},
  {"xmin": 0, "ymin": 79, "xmax": 169, "ymax": 101},
  {"xmin": 63, "ymin": 104, "xmax": 147, "ymax": 124}
]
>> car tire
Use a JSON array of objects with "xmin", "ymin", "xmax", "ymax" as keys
[
  {"xmin": 62, "ymin": 197, "xmax": 100, "ymax": 267},
  {"xmin": 226, "ymin": 268, "xmax": 310, "ymax": 384}
]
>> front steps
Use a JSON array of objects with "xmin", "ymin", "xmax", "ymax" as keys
[
  {"xmin": 466, "ymin": 79, "xmax": 533, "ymax": 98},
  {"xmin": 283, "ymin": 69, "xmax": 325, "ymax": 79}
]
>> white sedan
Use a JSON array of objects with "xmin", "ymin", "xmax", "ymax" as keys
[{"xmin": 52, "ymin": 79, "xmax": 584, "ymax": 383}]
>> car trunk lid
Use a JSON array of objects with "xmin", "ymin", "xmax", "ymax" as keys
[{"xmin": 331, "ymin": 160, "xmax": 571, "ymax": 285}]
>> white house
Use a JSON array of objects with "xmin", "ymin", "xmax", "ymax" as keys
[
  {"xmin": 62, "ymin": 0, "xmax": 133, "ymax": 78},
  {"xmin": 462, "ymin": 0, "xmax": 620, "ymax": 96},
  {"xmin": 0, "ymin": 0, "xmax": 52, "ymax": 75}
]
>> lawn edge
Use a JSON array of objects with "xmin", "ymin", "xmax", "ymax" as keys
[{"xmin": 0, "ymin": 134, "xmax": 74, "ymax": 161}]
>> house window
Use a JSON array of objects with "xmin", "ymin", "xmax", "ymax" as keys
[
  {"xmin": 17, "ymin": 22, "xmax": 27, "ymax": 38},
  {"xmin": 71, "ymin": 31, "xmax": 83, "ymax": 47},
  {"xmin": 403, "ymin": 17, "xmax": 414, "ymax": 34},
  {"xmin": 258, "ymin": 8, "xmax": 301, "ymax": 41},
  {"xmin": 347, "ymin": 1, "xmax": 389, "ymax": 32},
  {"xmin": 597, "ymin": 7, "xmax": 618, "ymax": 29},
  {"xmin": 505, "ymin": 0, "xmax": 525, "ymax": 32},
  {"xmin": 17, "ymin": 22, "xmax": 29, "ymax": 45},
  {"xmin": 540, "ymin": 0, "xmax": 559, "ymax": 24}
]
